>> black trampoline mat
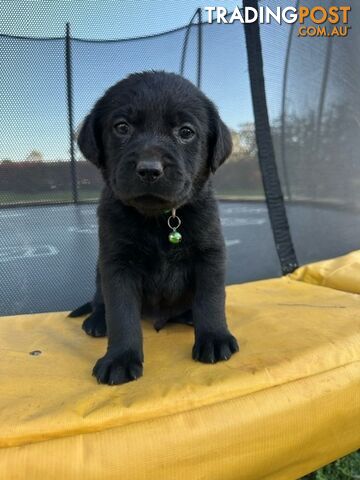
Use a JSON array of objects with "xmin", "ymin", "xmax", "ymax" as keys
[{"xmin": 0, "ymin": 201, "xmax": 359, "ymax": 316}]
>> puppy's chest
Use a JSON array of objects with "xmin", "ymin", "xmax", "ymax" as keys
[{"xmin": 131, "ymin": 239, "xmax": 195, "ymax": 300}]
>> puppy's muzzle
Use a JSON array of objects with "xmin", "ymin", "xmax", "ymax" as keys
[{"xmin": 136, "ymin": 159, "xmax": 164, "ymax": 184}]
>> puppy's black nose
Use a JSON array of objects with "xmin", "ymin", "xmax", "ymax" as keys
[{"xmin": 136, "ymin": 160, "xmax": 164, "ymax": 183}]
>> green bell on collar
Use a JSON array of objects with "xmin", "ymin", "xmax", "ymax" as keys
[
  {"xmin": 169, "ymin": 230, "xmax": 182, "ymax": 244},
  {"xmin": 167, "ymin": 208, "xmax": 182, "ymax": 244}
]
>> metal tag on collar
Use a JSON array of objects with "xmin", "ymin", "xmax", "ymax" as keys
[{"xmin": 167, "ymin": 208, "xmax": 182, "ymax": 244}]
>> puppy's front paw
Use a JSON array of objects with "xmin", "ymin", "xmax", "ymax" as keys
[
  {"xmin": 82, "ymin": 310, "xmax": 107, "ymax": 337},
  {"xmin": 92, "ymin": 350, "xmax": 143, "ymax": 385},
  {"xmin": 192, "ymin": 331, "xmax": 239, "ymax": 364}
]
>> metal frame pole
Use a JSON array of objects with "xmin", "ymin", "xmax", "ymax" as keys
[{"xmin": 65, "ymin": 22, "xmax": 78, "ymax": 203}]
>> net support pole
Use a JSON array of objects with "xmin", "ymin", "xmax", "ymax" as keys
[
  {"xmin": 65, "ymin": 22, "xmax": 78, "ymax": 204},
  {"xmin": 243, "ymin": 0, "xmax": 298, "ymax": 274},
  {"xmin": 315, "ymin": 36, "xmax": 333, "ymax": 154},
  {"xmin": 196, "ymin": 8, "xmax": 203, "ymax": 89},
  {"xmin": 280, "ymin": 0, "xmax": 299, "ymax": 201},
  {"xmin": 180, "ymin": 10, "xmax": 198, "ymax": 77}
]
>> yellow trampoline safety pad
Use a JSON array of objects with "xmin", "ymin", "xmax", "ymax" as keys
[{"xmin": 0, "ymin": 251, "xmax": 359, "ymax": 480}]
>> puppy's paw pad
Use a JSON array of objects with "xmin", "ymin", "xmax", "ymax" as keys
[
  {"xmin": 192, "ymin": 331, "xmax": 239, "ymax": 363},
  {"xmin": 82, "ymin": 311, "xmax": 107, "ymax": 337},
  {"xmin": 92, "ymin": 350, "xmax": 143, "ymax": 385}
]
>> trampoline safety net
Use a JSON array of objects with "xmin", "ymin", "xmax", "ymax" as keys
[{"xmin": 0, "ymin": 0, "xmax": 359, "ymax": 315}]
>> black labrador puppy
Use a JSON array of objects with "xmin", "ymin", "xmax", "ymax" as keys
[{"xmin": 70, "ymin": 71, "xmax": 239, "ymax": 385}]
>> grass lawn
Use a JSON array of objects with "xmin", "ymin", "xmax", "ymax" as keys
[
  {"xmin": 0, "ymin": 188, "xmax": 266, "ymax": 206},
  {"xmin": 0, "ymin": 189, "xmax": 101, "ymax": 205},
  {"xmin": 301, "ymin": 451, "xmax": 360, "ymax": 479},
  {"xmin": 215, "ymin": 186, "xmax": 265, "ymax": 199}
]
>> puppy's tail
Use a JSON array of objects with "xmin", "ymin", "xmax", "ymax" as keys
[{"xmin": 68, "ymin": 302, "xmax": 92, "ymax": 318}]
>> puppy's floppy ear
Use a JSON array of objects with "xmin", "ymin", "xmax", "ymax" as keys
[
  {"xmin": 207, "ymin": 105, "xmax": 232, "ymax": 173},
  {"xmin": 77, "ymin": 113, "xmax": 103, "ymax": 168}
]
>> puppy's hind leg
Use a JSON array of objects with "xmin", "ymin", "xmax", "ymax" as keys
[
  {"xmin": 68, "ymin": 265, "xmax": 102, "ymax": 317},
  {"xmin": 68, "ymin": 301, "xmax": 92, "ymax": 317},
  {"xmin": 82, "ymin": 304, "xmax": 106, "ymax": 337},
  {"xmin": 82, "ymin": 264, "xmax": 107, "ymax": 337}
]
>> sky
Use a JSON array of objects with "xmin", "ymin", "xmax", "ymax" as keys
[
  {"xmin": 0, "ymin": 1, "xmax": 292, "ymax": 161},
  {"xmin": 0, "ymin": 1, "xmax": 239, "ymax": 39}
]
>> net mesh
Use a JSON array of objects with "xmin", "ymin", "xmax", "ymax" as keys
[
  {"xmin": 1, "ymin": 3, "xmax": 359, "ymax": 314},
  {"xmin": 0, "ymin": 21, "xmax": 263, "ymax": 206},
  {"xmin": 263, "ymin": 0, "xmax": 360, "ymax": 264},
  {"xmin": 0, "ymin": 36, "xmax": 72, "ymax": 204}
]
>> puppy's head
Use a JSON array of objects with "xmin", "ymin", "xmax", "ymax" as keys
[{"xmin": 78, "ymin": 71, "xmax": 231, "ymax": 215}]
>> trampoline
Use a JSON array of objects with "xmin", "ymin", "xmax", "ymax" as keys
[{"xmin": 0, "ymin": 0, "xmax": 359, "ymax": 478}]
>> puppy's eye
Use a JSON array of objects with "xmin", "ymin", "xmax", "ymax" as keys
[
  {"xmin": 179, "ymin": 126, "xmax": 195, "ymax": 141},
  {"xmin": 114, "ymin": 122, "xmax": 130, "ymax": 135}
]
